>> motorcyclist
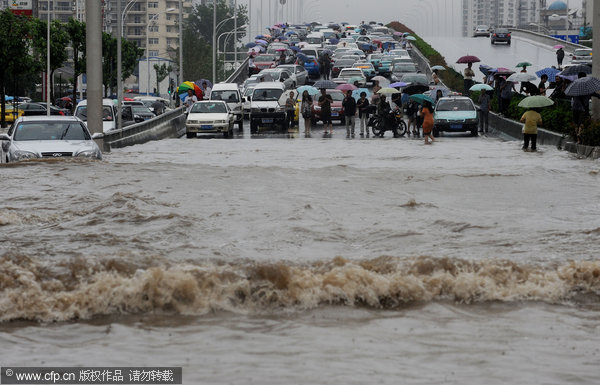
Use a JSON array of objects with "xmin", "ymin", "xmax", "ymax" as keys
[{"xmin": 377, "ymin": 95, "xmax": 400, "ymax": 137}]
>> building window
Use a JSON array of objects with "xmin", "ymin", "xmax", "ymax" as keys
[
  {"xmin": 148, "ymin": 14, "xmax": 157, "ymax": 21},
  {"xmin": 149, "ymin": 25, "xmax": 159, "ymax": 32},
  {"xmin": 149, "ymin": 51, "xmax": 159, "ymax": 57},
  {"xmin": 149, "ymin": 38, "xmax": 159, "ymax": 45},
  {"xmin": 134, "ymin": 15, "xmax": 141, "ymax": 23},
  {"xmin": 148, "ymin": 2, "xmax": 158, "ymax": 8}
]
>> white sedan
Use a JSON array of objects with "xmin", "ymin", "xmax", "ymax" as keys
[
  {"xmin": 0, "ymin": 115, "xmax": 102, "ymax": 162},
  {"xmin": 185, "ymin": 100, "xmax": 235, "ymax": 138},
  {"xmin": 333, "ymin": 68, "xmax": 367, "ymax": 87}
]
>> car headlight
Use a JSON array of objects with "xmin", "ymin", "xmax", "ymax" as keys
[
  {"xmin": 76, "ymin": 150, "xmax": 101, "ymax": 159},
  {"xmin": 13, "ymin": 150, "xmax": 38, "ymax": 161},
  {"xmin": 276, "ymin": 106, "xmax": 286, "ymax": 112},
  {"xmin": 215, "ymin": 120, "xmax": 227, "ymax": 124}
]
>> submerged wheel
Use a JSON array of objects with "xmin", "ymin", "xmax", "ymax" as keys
[{"xmin": 186, "ymin": 132, "xmax": 195, "ymax": 138}]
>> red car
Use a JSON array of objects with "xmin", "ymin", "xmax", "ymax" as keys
[
  {"xmin": 311, "ymin": 90, "xmax": 345, "ymax": 125},
  {"xmin": 250, "ymin": 54, "xmax": 278, "ymax": 75}
]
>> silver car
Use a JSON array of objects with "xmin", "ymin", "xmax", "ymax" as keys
[
  {"xmin": 1, "ymin": 116, "xmax": 102, "ymax": 162},
  {"xmin": 277, "ymin": 64, "xmax": 309, "ymax": 85}
]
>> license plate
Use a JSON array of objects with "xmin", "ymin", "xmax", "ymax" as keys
[
  {"xmin": 200, "ymin": 125, "xmax": 213, "ymax": 129},
  {"xmin": 331, "ymin": 112, "xmax": 339, "ymax": 117},
  {"xmin": 450, "ymin": 124, "xmax": 462, "ymax": 129},
  {"xmin": 262, "ymin": 118, "xmax": 273, "ymax": 123}
]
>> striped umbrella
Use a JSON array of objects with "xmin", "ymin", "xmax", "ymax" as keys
[{"xmin": 535, "ymin": 67, "xmax": 561, "ymax": 82}]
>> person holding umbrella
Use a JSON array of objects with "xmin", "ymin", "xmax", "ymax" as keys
[
  {"xmin": 357, "ymin": 92, "xmax": 370, "ymax": 137},
  {"xmin": 464, "ymin": 63, "xmax": 475, "ymax": 95},
  {"xmin": 184, "ymin": 89, "xmax": 198, "ymax": 113},
  {"xmin": 479, "ymin": 90, "xmax": 491, "ymax": 133},
  {"xmin": 301, "ymin": 90, "xmax": 313, "ymax": 136},
  {"xmin": 520, "ymin": 107, "xmax": 542, "ymax": 152}
]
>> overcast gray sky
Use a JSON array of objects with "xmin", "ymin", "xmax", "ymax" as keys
[{"xmin": 243, "ymin": 0, "xmax": 584, "ymax": 38}]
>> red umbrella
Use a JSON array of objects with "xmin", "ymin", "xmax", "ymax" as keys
[
  {"xmin": 457, "ymin": 55, "xmax": 481, "ymax": 64},
  {"xmin": 336, "ymin": 83, "xmax": 358, "ymax": 92},
  {"xmin": 60, "ymin": 96, "xmax": 72, "ymax": 101},
  {"xmin": 124, "ymin": 97, "xmax": 135, "ymax": 101}
]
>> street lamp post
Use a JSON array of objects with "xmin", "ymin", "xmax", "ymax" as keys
[
  {"xmin": 117, "ymin": 0, "xmax": 141, "ymax": 130},
  {"xmin": 46, "ymin": 0, "xmax": 51, "ymax": 116},
  {"xmin": 147, "ymin": 8, "xmax": 175, "ymax": 96},
  {"xmin": 218, "ymin": 25, "xmax": 247, "ymax": 81},
  {"xmin": 212, "ymin": 14, "xmax": 236, "ymax": 85}
]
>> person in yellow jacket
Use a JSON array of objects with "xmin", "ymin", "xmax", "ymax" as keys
[{"xmin": 520, "ymin": 108, "xmax": 542, "ymax": 152}]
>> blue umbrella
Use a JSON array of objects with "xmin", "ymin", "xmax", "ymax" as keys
[
  {"xmin": 255, "ymin": 35, "xmax": 266, "ymax": 39},
  {"xmin": 535, "ymin": 67, "xmax": 561, "ymax": 82},
  {"xmin": 409, "ymin": 93, "xmax": 434, "ymax": 105},
  {"xmin": 329, "ymin": 38, "xmax": 339, "ymax": 44},
  {"xmin": 285, "ymin": 31, "xmax": 296, "ymax": 36},
  {"xmin": 279, "ymin": 36, "xmax": 288, "ymax": 41},
  {"xmin": 390, "ymin": 82, "xmax": 408, "ymax": 88},
  {"xmin": 255, "ymin": 39, "xmax": 268, "ymax": 45},
  {"xmin": 290, "ymin": 46, "xmax": 300, "ymax": 52},
  {"xmin": 296, "ymin": 53, "xmax": 308, "ymax": 61},
  {"xmin": 245, "ymin": 42, "xmax": 258, "ymax": 48},
  {"xmin": 352, "ymin": 88, "xmax": 371, "ymax": 101},
  {"xmin": 296, "ymin": 85, "xmax": 319, "ymax": 96},
  {"xmin": 479, "ymin": 64, "xmax": 493, "ymax": 76}
]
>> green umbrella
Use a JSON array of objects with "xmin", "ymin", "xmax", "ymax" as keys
[
  {"xmin": 517, "ymin": 95, "xmax": 554, "ymax": 108},
  {"xmin": 470, "ymin": 83, "xmax": 494, "ymax": 91},
  {"xmin": 405, "ymin": 36, "xmax": 416, "ymax": 41},
  {"xmin": 516, "ymin": 62, "xmax": 533, "ymax": 68},
  {"xmin": 409, "ymin": 93, "xmax": 434, "ymax": 105},
  {"xmin": 431, "ymin": 65, "xmax": 446, "ymax": 71}
]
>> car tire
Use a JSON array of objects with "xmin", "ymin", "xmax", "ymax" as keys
[
  {"xmin": 237, "ymin": 120, "xmax": 243, "ymax": 130},
  {"xmin": 471, "ymin": 127, "xmax": 478, "ymax": 137},
  {"xmin": 433, "ymin": 127, "xmax": 440, "ymax": 137},
  {"xmin": 250, "ymin": 120, "xmax": 258, "ymax": 134},
  {"xmin": 186, "ymin": 132, "xmax": 195, "ymax": 138}
]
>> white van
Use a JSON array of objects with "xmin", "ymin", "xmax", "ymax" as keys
[
  {"xmin": 74, "ymin": 99, "xmax": 117, "ymax": 133},
  {"xmin": 209, "ymin": 83, "xmax": 244, "ymax": 130},
  {"xmin": 305, "ymin": 33, "xmax": 324, "ymax": 47}
]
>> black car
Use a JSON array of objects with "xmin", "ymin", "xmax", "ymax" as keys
[
  {"xmin": 491, "ymin": 28, "xmax": 511, "ymax": 45},
  {"xmin": 19, "ymin": 102, "xmax": 69, "ymax": 116}
]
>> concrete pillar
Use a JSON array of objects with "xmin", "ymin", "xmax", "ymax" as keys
[
  {"xmin": 592, "ymin": 2, "xmax": 600, "ymax": 120},
  {"xmin": 85, "ymin": 0, "xmax": 103, "ymax": 135}
]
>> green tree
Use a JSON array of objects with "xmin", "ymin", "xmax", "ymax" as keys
[
  {"xmin": 65, "ymin": 17, "xmax": 86, "ymax": 109},
  {"xmin": 0, "ymin": 9, "xmax": 33, "ymax": 128},
  {"xmin": 30, "ymin": 18, "xmax": 69, "ymax": 103},
  {"xmin": 153, "ymin": 63, "xmax": 172, "ymax": 95},
  {"xmin": 101, "ymin": 32, "xmax": 144, "ymax": 97},
  {"xmin": 180, "ymin": 0, "xmax": 248, "ymax": 82}
]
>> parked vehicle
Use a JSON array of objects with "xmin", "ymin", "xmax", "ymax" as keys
[
  {"xmin": 250, "ymin": 54, "xmax": 278, "ymax": 74},
  {"xmin": 353, "ymin": 62, "xmax": 377, "ymax": 80},
  {"xmin": 0, "ymin": 115, "xmax": 102, "ymax": 162},
  {"xmin": 367, "ymin": 105, "xmax": 407, "ymax": 137},
  {"xmin": 333, "ymin": 68, "xmax": 367, "ymax": 87},
  {"xmin": 571, "ymin": 48, "xmax": 593, "ymax": 64},
  {"xmin": 433, "ymin": 96, "xmax": 478, "ymax": 137},
  {"xmin": 278, "ymin": 64, "xmax": 309, "ymax": 85},
  {"xmin": 491, "ymin": 28, "xmax": 511, "ymax": 45},
  {"xmin": 390, "ymin": 63, "xmax": 419, "ymax": 82},
  {"xmin": 258, "ymin": 68, "xmax": 296, "ymax": 90},
  {"xmin": 331, "ymin": 58, "xmax": 356, "ymax": 78},
  {"xmin": 74, "ymin": 99, "xmax": 118, "ymax": 133},
  {"xmin": 210, "ymin": 83, "xmax": 244, "ymax": 130},
  {"xmin": 185, "ymin": 100, "xmax": 235, "ymax": 138},
  {"xmin": 298, "ymin": 55, "xmax": 320, "ymax": 78},
  {"xmin": 249, "ymin": 82, "xmax": 286, "ymax": 133},
  {"xmin": 473, "ymin": 25, "xmax": 490, "ymax": 37},
  {"xmin": 18, "ymin": 102, "xmax": 68, "ymax": 116}
]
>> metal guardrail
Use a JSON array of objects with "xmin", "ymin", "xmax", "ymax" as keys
[
  {"xmin": 98, "ymin": 106, "xmax": 186, "ymax": 151},
  {"xmin": 510, "ymin": 28, "xmax": 588, "ymax": 52},
  {"xmin": 225, "ymin": 56, "xmax": 250, "ymax": 84}
]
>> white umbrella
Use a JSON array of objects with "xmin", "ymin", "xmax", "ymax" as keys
[{"xmin": 506, "ymin": 73, "xmax": 537, "ymax": 83}]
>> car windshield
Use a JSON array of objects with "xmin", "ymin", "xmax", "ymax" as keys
[
  {"xmin": 335, "ymin": 59, "xmax": 355, "ymax": 67},
  {"xmin": 13, "ymin": 121, "xmax": 90, "ymax": 141},
  {"xmin": 574, "ymin": 49, "xmax": 592, "ymax": 56},
  {"xmin": 131, "ymin": 106, "xmax": 153, "ymax": 114},
  {"xmin": 340, "ymin": 70, "xmax": 364, "ymax": 77},
  {"xmin": 254, "ymin": 56, "xmax": 275, "ymax": 62},
  {"xmin": 436, "ymin": 100, "xmax": 475, "ymax": 112},
  {"xmin": 301, "ymin": 49, "xmax": 318, "ymax": 57},
  {"xmin": 244, "ymin": 87, "xmax": 255, "ymax": 97},
  {"xmin": 393, "ymin": 64, "xmax": 417, "ymax": 73},
  {"xmin": 326, "ymin": 92, "xmax": 344, "ymax": 102},
  {"xmin": 252, "ymin": 88, "xmax": 284, "ymax": 101},
  {"xmin": 211, "ymin": 90, "xmax": 240, "ymax": 102},
  {"xmin": 306, "ymin": 37, "xmax": 321, "ymax": 44},
  {"xmin": 496, "ymin": 28, "xmax": 509, "ymax": 33},
  {"xmin": 75, "ymin": 106, "xmax": 114, "ymax": 122},
  {"xmin": 190, "ymin": 102, "xmax": 228, "ymax": 114}
]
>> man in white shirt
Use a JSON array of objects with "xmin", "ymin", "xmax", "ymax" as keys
[
  {"xmin": 184, "ymin": 89, "xmax": 198, "ymax": 112},
  {"xmin": 202, "ymin": 81, "xmax": 212, "ymax": 99}
]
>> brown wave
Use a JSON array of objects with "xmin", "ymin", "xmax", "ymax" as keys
[{"xmin": 0, "ymin": 253, "xmax": 598, "ymax": 323}]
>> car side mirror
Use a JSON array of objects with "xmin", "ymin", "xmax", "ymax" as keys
[
  {"xmin": 0, "ymin": 134, "xmax": 10, "ymax": 141},
  {"xmin": 134, "ymin": 115, "xmax": 144, "ymax": 123},
  {"xmin": 91, "ymin": 132, "xmax": 104, "ymax": 139}
]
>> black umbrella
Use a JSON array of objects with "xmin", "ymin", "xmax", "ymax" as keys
[
  {"xmin": 559, "ymin": 64, "xmax": 592, "ymax": 77},
  {"xmin": 313, "ymin": 80, "xmax": 338, "ymax": 89},
  {"xmin": 402, "ymin": 84, "xmax": 429, "ymax": 95},
  {"xmin": 565, "ymin": 76, "xmax": 600, "ymax": 96}
]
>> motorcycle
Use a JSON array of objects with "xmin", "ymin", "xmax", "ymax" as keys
[{"xmin": 367, "ymin": 105, "xmax": 407, "ymax": 138}]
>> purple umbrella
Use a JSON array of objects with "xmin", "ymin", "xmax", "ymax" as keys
[{"xmin": 457, "ymin": 55, "xmax": 481, "ymax": 64}]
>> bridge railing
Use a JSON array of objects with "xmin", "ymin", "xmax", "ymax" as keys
[{"xmin": 510, "ymin": 28, "xmax": 588, "ymax": 52}]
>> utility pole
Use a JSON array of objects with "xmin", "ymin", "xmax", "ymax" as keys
[
  {"xmin": 117, "ymin": 0, "xmax": 122, "ymax": 130},
  {"xmin": 86, "ymin": 0, "xmax": 103, "ymax": 135}
]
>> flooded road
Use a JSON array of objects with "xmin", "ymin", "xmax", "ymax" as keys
[{"xmin": 1, "ymin": 131, "xmax": 599, "ymax": 384}]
